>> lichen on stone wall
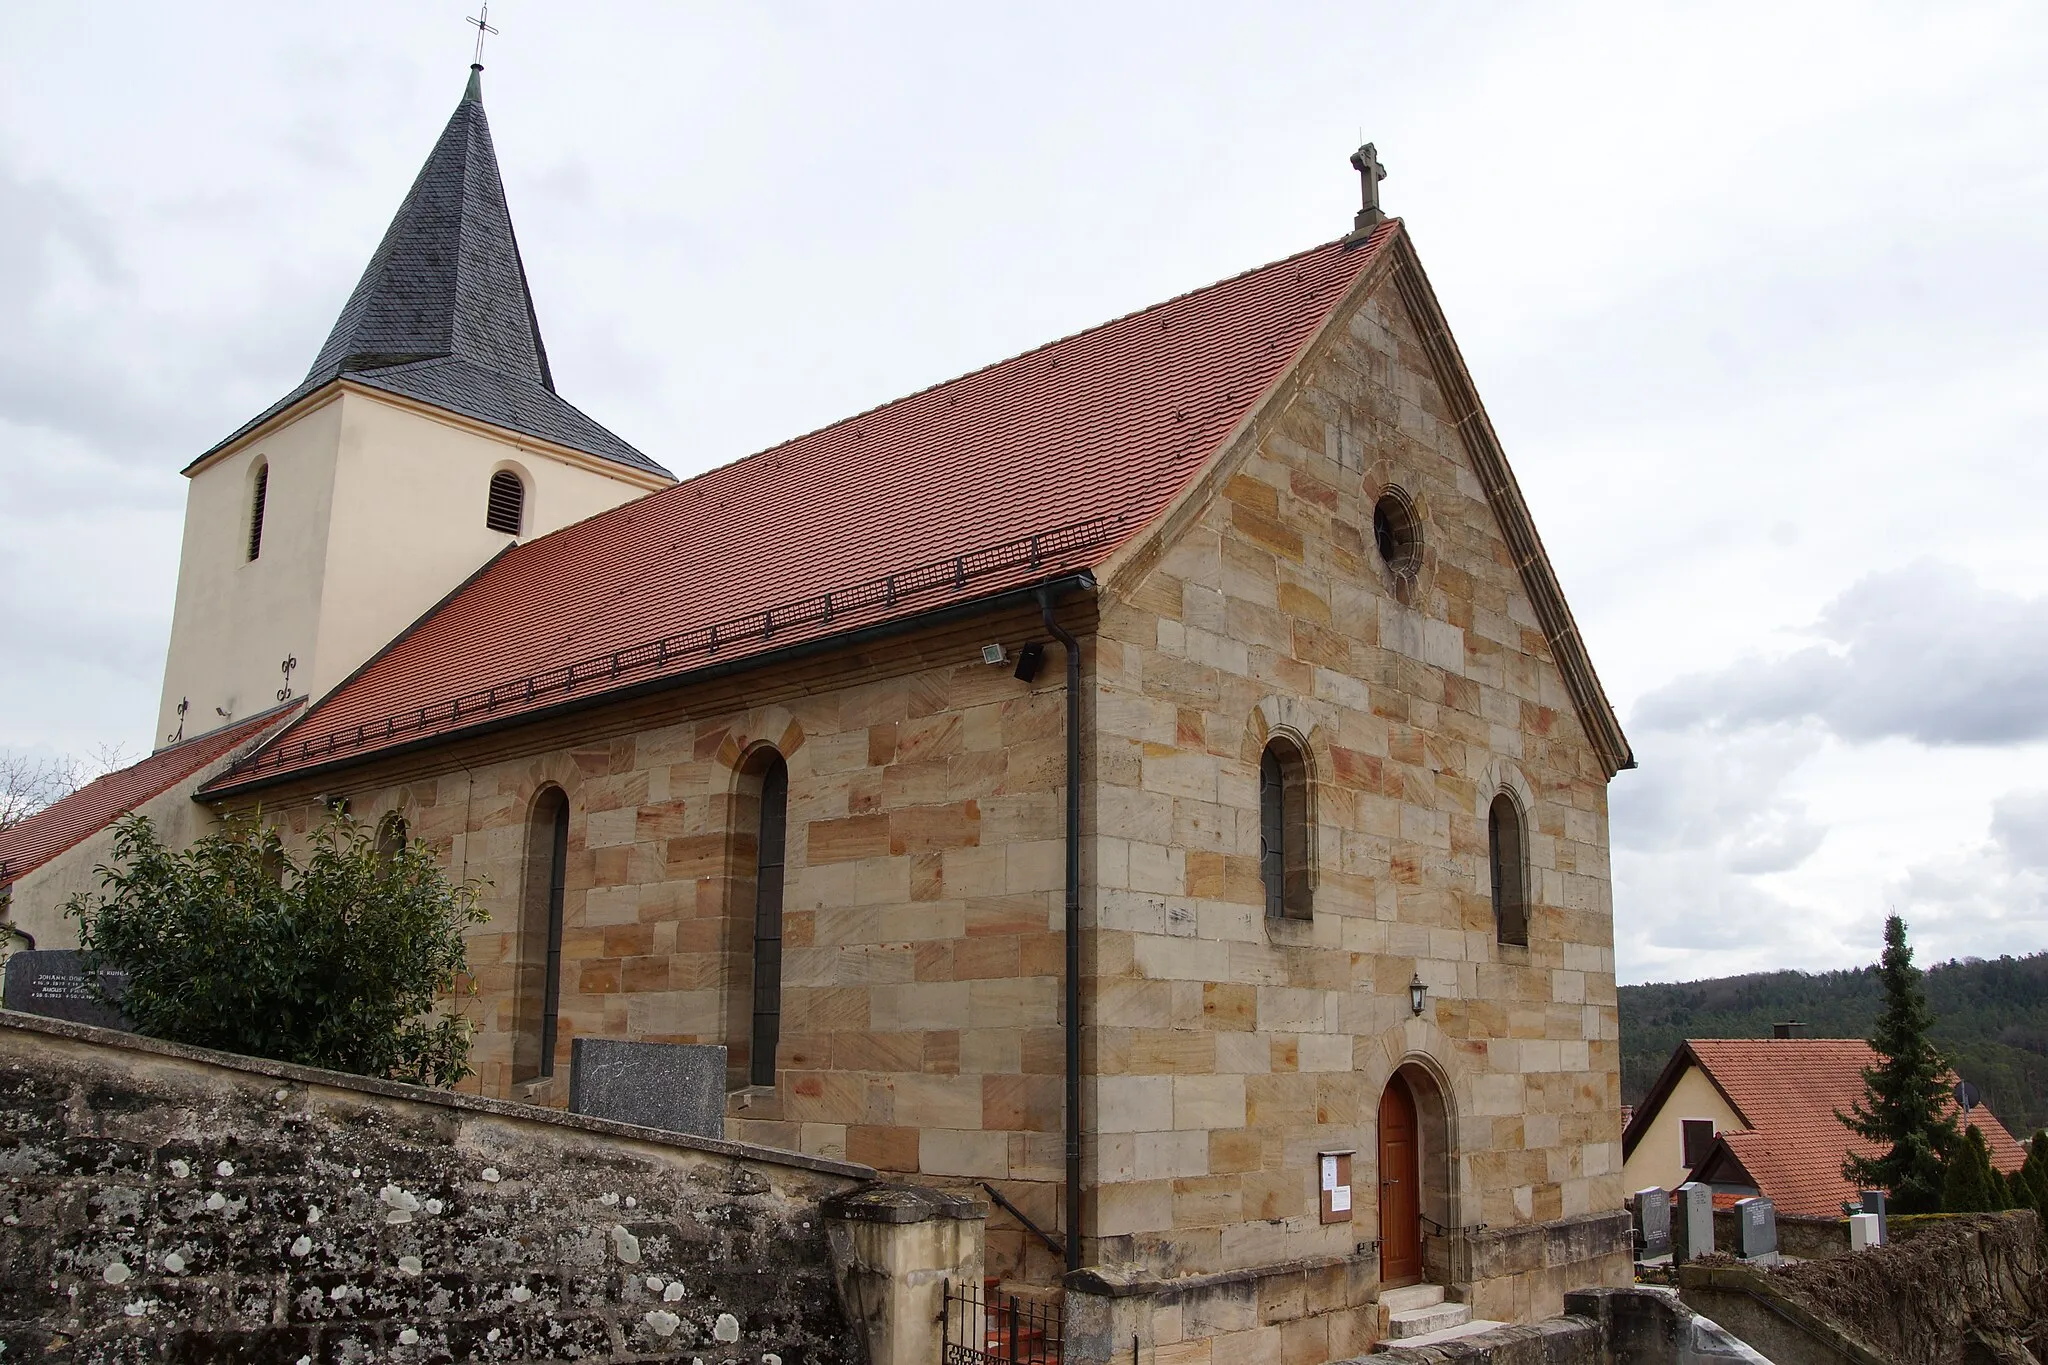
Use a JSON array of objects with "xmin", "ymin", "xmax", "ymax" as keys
[{"xmin": 0, "ymin": 1023, "xmax": 865, "ymax": 1362}]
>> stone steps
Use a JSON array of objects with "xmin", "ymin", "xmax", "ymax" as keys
[
  {"xmin": 1374, "ymin": 1283, "xmax": 1483, "ymax": 1347},
  {"xmin": 1373, "ymin": 1317, "xmax": 1512, "ymax": 1352}
]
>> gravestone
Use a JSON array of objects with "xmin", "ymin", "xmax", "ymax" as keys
[
  {"xmin": 1859, "ymin": 1188, "xmax": 1887, "ymax": 1245},
  {"xmin": 1735, "ymin": 1195, "xmax": 1778, "ymax": 1263},
  {"xmin": 2, "ymin": 950, "xmax": 129, "ymax": 1030},
  {"xmin": 1848, "ymin": 1212, "xmax": 1882, "ymax": 1251},
  {"xmin": 1674, "ymin": 1181, "xmax": 1715, "ymax": 1262},
  {"xmin": 1632, "ymin": 1186, "xmax": 1671, "ymax": 1259},
  {"xmin": 568, "ymin": 1039, "xmax": 726, "ymax": 1139}
]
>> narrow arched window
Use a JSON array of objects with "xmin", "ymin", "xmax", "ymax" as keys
[
  {"xmin": 375, "ymin": 813, "xmax": 408, "ymax": 865},
  {"xmin": 516, "ymin": 787, "xmax": 570, "ymax": 1082},
  {"xmin": 748, "ymin": 754, "xmax": 789, "ymax": 1087},
  {"xmin": 246, "ymin": 462, "xmax": 269, "ymax": 561},
  {"xmin": 1259, "ymin": 737, "xmax": 1311, "ymax": 919},
  {"xmin": 486, "ymin": 470, "xmax": 526, "ymax": 535},
  {"xmin": 1489, "ymin": 793, "xmax": 1528, "ymax": 945}
]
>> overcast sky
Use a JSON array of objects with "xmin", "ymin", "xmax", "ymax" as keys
[{"xmin": 4, "ymin": 3, "xmax": 2045, "ymax": 984}]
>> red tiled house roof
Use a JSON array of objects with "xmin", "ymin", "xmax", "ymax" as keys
[
  {"xmin": 0, "ymin": 706, "xmax": 300, "ymax": 888},
  {"xmin": 206, "ymin": 223, "xmax": 1407, "ymax": 793},
  {"xmin": 1629, "ymin": 1038, "xmax": 2028, "ymax": 1218}
]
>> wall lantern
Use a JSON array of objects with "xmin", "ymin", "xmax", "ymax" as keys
[{"xmin": 1408, "ymin": 972, "xmax": 1427, "ymax": 1017}]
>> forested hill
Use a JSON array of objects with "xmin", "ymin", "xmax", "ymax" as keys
[{"xmin": 1618, "ymin": 952, "xmax": 2048, "ymax": 1140}]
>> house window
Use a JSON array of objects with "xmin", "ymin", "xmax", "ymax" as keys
[
  {"xmin": 516, "ymin": 787, "xmax": 570, "ymax": 1082},
  {"xmin": 247, "ymin": 462, "xmax": 269, "ymax": 561},
  {"xmin": 749, "ymin": 754, "xmax": 789, "ymax": 1087},
  {"xmin": 1682, "ymin": 1118, "xmax": 1716, "ymax": 1170},
  {"xmin": 1259, "ymin": 737, "xmax": 1311, "ymax": 919},
  {"xmin": 1489, "ymin": 792, "xmax": 1528, "ymax": 946},
  {"xmin": 486, "ymin": 469, "xmax": 525, "ymax": 535}
]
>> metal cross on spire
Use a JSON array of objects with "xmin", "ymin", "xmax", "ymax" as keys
[{"xmin": 467, "ymin": 4, "xmax": 499, "ymax": 65}]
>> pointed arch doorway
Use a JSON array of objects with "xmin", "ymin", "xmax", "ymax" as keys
[{"xmin": 1378, "ymin": 1072, "xmax": 1423, "ymax": 1286}]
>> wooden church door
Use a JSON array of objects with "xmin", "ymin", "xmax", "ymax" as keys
[{"xmin": 1378, "ymin": 1073, "xmax": 1422, "ymax": 1285}]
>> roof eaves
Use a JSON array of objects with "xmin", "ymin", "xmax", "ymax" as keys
[
  {"xmin": 202, "ymin": 569, "xmax": 1101, "ymax": 802},
  {"xmin": 1622, "ymin": 1042, "xmax": 1755, "ymax": 1159}
]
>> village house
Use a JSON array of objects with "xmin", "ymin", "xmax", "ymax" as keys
[
  {"xmin": 3, "ymin": 64, "xmax": 1640, "ymax": 1347},
  {"xmin": 1621, "ymin": 1033, "xmax": 2028, "ymax": 1217}
]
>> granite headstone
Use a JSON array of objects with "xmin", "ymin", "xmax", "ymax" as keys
[
  {"xmin": 1632, "ymin": 1186, "xmax": 1671, "ymax": 1259},
  {"xmin": 568, "ymin": 1039, "xmax": 726, "ymax": 1139},
  {"xmin": 1735, "ymin": 1195, "xmax": 1778, "ymax": 1262},
  {"xmin": 1859, "ymin": 1188, "xmax": 1888, "ymax": 1245},
  {"xmin": 2, "ymin": 950, "xmax": 129, "ymax": 1030},
  {"xmin": 1674, "ymin": 1181, "xmax": 1715, "ymax": 1262}
]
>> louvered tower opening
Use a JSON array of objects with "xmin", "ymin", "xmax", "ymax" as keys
[
  {"xmin": 246, "ymin": 464, "xmax": 269, "ymax": 561},
  {"xmin": 486, "ymin": 470, "xmax": 525, "ymax": 534}
]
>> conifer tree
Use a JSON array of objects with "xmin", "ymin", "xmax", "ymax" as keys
[
  {"xmin": 1839, "ymin": 915, "xmax": 1959, "ymax": 1213},
  {"xmin": 2019, "ymin": 1133, "xmax": 2048, "ymax": 1227},
  {"xmin": 1941, "ymin": 1124, "xmax": 2000, "ymax": 1212}
]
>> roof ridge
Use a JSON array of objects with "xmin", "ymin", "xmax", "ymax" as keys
[{"xmin": 656, "ymin": 232, "xmax": 1375, "ymax": 495}]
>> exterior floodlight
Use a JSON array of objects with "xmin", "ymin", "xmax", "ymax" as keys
[
  {"xmin": 981, "ymin": 644, "xmax": 1007, "ymax": 666},
  {"xmin": 1013, "ymin": 642, "xmax": 1045, "ymax": 683},
  {"xmin": 1409, "ymin": 972, "xmax": 1427, "ymax": 1017}
]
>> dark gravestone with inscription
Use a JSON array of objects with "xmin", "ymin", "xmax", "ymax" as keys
[
  {"xmin": 1735, "ymin": 1195, "xmax": 1779, "ymax": 1262},
  {"xmin": 1632, "ymin": 1186, "xmax": 1672, "ymax": 1259},
  {"xmin": 568, "ymin": 1039, "xmax": 726, "ymax": 1140},
  {"xmin": 2, "ymin": 950, "xmax": 130, "ymax": 1030}
]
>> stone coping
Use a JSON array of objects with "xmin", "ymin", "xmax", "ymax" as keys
[
  {"xmin": 823, "ymin": 1182, "xmax": 989, "ymax": 1224},
  {"xmin": 1065, "ymin": 1245, "xmax": 1374, "ymax": 1299},
  {"xmin": 0, "ymin": 1008, "xmax": 874, "ymax": 1181}
]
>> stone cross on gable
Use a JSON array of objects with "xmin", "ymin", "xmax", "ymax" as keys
[{"xmin": 1350, "ymin": 142, "xmax": 1388, "ymax": 237}]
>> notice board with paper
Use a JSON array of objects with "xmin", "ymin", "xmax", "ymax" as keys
[{"xmin": 1319, "ymin": 1150, "xmax": 1354, "ymax": 1224}]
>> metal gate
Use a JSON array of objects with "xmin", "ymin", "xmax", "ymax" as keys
[{"xmin": 942, "ymin": 1279, "xmax": 1063, "ymax": 1365}]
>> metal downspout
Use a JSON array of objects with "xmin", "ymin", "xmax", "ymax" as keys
[{"xmin": 1039, "ymin": 582, "xmax": 1084, "ymax": 1275}]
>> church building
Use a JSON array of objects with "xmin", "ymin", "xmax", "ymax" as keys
[{"xmin": 2, "ymin": 63, "xmax": 1637, "ymax": 1342}]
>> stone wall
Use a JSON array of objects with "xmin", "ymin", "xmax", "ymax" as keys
[
  {"xmin": 0, "ymin": 1010, "xmax": 873, "ymax": 1362},
  {"xmin": 1081, "ymin": 256, "xmax": 1626, "ymax": 1302},
  {"xmin": 1682, "ymin": 1212, "xmax": 2048, "ymax": 1365}
]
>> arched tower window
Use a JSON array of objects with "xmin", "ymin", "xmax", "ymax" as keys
[
  {"xmin": 486, "ymin": 469, "xmax": 526, "ymax": 535},
  {"xmin": 515, "ymin": 786, "xmax": 570, "ymax": 1082},
  {"xmin": 1259, "ymin": 737, "xmax": 1312, "ymax": 920},
  {"xmin": 246, "ymin": 461, "xmax": 269, "ymax": 561},
  {"xmin": 1489, "ymin": 793, "xmax": 1528, "ymax": 946},
  {"xmin": 745, "ymin": 753, "xmax": 790, "ymax": 1087}
]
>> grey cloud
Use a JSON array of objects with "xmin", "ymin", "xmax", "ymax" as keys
[
  {"xmin": 1634, "ymin": 564, "xmax": 2048, "ymax": 746},
  {"xmin": 1989, "ymin": 791, "xmax": 2048, "ymax": 872},
  {"xmin": 1889, "ymin": 790, "xmax": 2048, "ymax": 961}
]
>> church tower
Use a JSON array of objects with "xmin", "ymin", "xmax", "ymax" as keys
[{"xmin": 155, "ymin": 66, "xmax": 672, "ymax": 747}]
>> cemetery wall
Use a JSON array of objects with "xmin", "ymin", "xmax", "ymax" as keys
[
  {"xmin": 0, "ymin": 1009, "xmax": 874, "ymax": 1363},
  {"xmin": 1681, "ymin": 1212, "xmax": 2048, "ymax": 1365}
]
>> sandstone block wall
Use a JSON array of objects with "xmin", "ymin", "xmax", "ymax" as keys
[
  {"xmin": 1082, "ymin": 265, "xmax": 1624, "ymax": 1291},
  {"xmin": 0, "ymin": 1011, "xmax": 868, "ymax": 1363},
  {"xmin": 255, "ymin": 602, "xmax": 1081, "ymax": 1284}
]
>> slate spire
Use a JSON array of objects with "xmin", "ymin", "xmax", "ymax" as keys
[
  {"xmin": 306, "ymin": 66, "xmax": 554, "ymax": 389},
  {"xmin": 196, "ymin": 70, "xmax": 669, "ymax": 477}
]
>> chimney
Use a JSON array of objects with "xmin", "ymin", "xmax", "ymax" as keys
[{"xmin": 1773, "ymin": 1021, "xmax": 1805, "ymax": 1039}]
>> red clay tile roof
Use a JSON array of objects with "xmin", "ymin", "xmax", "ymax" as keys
[
  {"xmin": 207, "ymin": 224, "xmax": 1400, "ymax": 793},
  {"xmin": 0, "ymin": 705, "xmax": 301, "ymax": 885},
  {"xmin": 1683, "ymin": 1038, "xmax": 2027, "ymax": 1217}
]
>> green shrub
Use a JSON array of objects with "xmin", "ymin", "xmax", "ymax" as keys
[{"xmin": 68, "ymin": 812, "xmax": 485, "ymax": 1086}]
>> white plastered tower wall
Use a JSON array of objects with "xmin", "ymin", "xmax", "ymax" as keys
[{"xmin": 155, "ymin": 388, "xmax": 666, "ymax": 749}]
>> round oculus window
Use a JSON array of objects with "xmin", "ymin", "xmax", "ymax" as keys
[{"xmin": 1372, "ymin": 490, "xmax": 1422, "ymax": 578}]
